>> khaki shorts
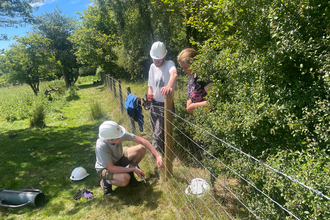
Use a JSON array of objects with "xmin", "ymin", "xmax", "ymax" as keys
[{"xmin": 97, "ymin": 147, "xmax": 130, "ymax": 180}]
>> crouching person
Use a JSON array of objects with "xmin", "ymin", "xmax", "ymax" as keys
[{"xmin": 95, "ymin": 121, "xmax": 164, "ymax": 196}]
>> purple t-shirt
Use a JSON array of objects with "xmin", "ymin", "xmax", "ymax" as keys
[{"xmin": 187, "ymin": 75, "xmax": 211, "ymax": 103}]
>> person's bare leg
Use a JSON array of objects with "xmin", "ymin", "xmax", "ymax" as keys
[
  {"xmin": 110, "ymin": 173, "xmax": 130, "ymax": 187},
  {"xmin": 127, "ymin": 145, "xmax": 146, "ymax": 165}
]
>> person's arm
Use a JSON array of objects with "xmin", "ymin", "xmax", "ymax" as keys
[
  {"xmin": 186, "ymin": 82, "xmax": 213, "ymax": 114},
  {"xmin": 186, "ymin": 101, "xmax": 207, "ymax": 114},
  {"xmin": 105, "ymin": 161, "xmax": 145, "ymax": 179},
  {"xmin": 148, "ymin": 86, "xmax": 153, "ymax": 95},
  {"xmin": 133, "ymin": 135, "xmax": 164, "ymax": 169},
  {"xmin": 161, "ymin": 69, "xmax": 178, "ymax": 95}
]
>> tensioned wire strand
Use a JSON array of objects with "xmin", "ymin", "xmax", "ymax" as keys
[
  {"xmin": 156, "ymin": 104, "xmax": 330, "ymax": 201},
  {"xmin": 106, "ymin": 76, "xmax": 327, "ymax": 219},
  {"xmin": 154, "ymin": 106, "xmax": 301, "ymax": 219},
  {"xmin": 108, "ymin": 77, "xmax": 274, "ymax": 219}
]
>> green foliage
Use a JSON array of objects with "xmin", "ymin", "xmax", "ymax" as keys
[
  {"xmin": 186, "ymin": 0, "xmax": 330, "ymax": 157},
  {"xmin": 0, "ymin": 80, "xmax": 67, "ymax": 122},
  {"xmin": 224, "ymin": 147, "xmax": 330, "ymax": 219},
  {"xmin": 34, "ymin": 7, "xmax": 79, "ymax": 88},
  {"xmin": 71, "ymin": 0, "xmax": 186, "ymax": 79},
  {"xmin": 69, "ymin": 1, "xmax": 122, "ymax": 77},
  {"xmin": 29, "ymin": 104, "xmax": 46, "ymax": 128},
  {"xmin": 0, "ymin": 33, "xmax": 59, "ymax": 95},
  {"xmin": 0, "ymin": 0, "xmax": 41, "ymax": 40},
  {"xmin": 165, "ymin": 0, "xmax": 330, "ymax": 218}
]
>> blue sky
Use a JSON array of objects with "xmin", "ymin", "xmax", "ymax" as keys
[{"xmin": 0, "ymin": 0, "xmax": 93, "ymax": 50}]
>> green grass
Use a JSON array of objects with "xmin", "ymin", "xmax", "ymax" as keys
[{"xmin": 0, "ymin": 78, "xmax": 176, "ymax": 220}]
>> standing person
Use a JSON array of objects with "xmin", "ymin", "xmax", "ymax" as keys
[
  {"xmin": 177, "ymin": 48, "xmax": 212, "ymax": 114},
  {"xmin": 95, "ymin": 121, "xmax": 164, "ymax": 196},
  {"xmin": 148, "ymin": 41, "xmax": 178, "ymax": 154}
]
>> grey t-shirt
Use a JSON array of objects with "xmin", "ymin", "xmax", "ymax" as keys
[{"xmin": 95, "ymin": 132, "xmax": 135, "ymax": 172}]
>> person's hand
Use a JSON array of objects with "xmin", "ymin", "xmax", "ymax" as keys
[
  {"xmin": 156, "ymin": 155, "xmax": 164, "ymax": 169},
  {"xmin": 186, "ymin": 104, "xmax": 196, "ymax": 114},
  {"xmin": 186, "ymin": 99, "xmax": 192, "ymax": 107},
  {"xmin": 147, "ymin": 94, "xmax": 154, "ymax": 102},
  {"xmin": 134, "ymin": 168, "xmax": 145, "ymax": 179},
  {"xmin": 160, "ymin": 85, "xmax": 173, "ymax": 95}
]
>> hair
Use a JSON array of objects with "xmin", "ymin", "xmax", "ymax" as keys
[{"xmin": 177, "ymin": 48, "xmax": 198, "ymax": 66}]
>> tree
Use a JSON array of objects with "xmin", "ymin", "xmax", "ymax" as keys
[
  {"xmin": 71, "ymin": 0, "xmax": 186, "ymax": 79},
  {"xmin": 70, "ymin": 1, "xmax": 122, "ymax": 78},
  {"xmin": 0, "ymin": 33, "xmax": 59, "ymax": 95},
  {"xmin": 0, "ymin": 0, "xmax": 44, "ymax": 40},
  {"xmin": 33, "ymin": 7, "xmax": 79, "ymax": 88}
]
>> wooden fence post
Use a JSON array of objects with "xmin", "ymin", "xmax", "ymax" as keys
[
  {"xmin": 164, "ymin": 93, "xmax": 173, "ymax": 182},
  {"xmin": 119, "ymin": 80, "xmax": 124, "ymax": 115},
  {"xmin": 126, "ymin": 87, "xmax": 136, "ymax": 133}
]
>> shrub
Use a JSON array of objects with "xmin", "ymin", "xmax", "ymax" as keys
[{"xmin": 30, "ymin": 104, "xmax": 46, "ymax": 128}]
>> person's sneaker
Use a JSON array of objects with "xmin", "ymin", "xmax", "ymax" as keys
[{"xmin": 100, "ymin": 179, "xmax": 115, "ymax": 196}]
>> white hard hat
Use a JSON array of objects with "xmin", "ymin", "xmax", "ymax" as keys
[
  {"xmin": 70, "ymin": 167, "xmax": 89, "ymax": 181},
  {"xmin": 99, "ymin": 121, "xmax": 126, "ymax": 139},
  {"xmin": 150, "ymin": 41, "xmax": 167, "ymax": 59}
]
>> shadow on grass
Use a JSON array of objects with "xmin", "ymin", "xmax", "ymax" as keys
[
  {"xmin": 77, "ymin": 83, "xmax": 103, "ymax": 90},
  {"xmin": 0, "ymin": 122, "xmax": 163, "ymax": 218}
]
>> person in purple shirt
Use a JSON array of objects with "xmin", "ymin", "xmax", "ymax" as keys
[{"xmin": 177, "ymin": 48, "xmax": 212, "ymax": 114}]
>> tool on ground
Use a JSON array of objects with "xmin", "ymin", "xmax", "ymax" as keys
[
  {"xmin": 134, "ymin": 161, "xmax": 147, "ymax": 184},
  {"xmin": 0, "ymin": 189, "xmax": 45, "ymax": 208}
]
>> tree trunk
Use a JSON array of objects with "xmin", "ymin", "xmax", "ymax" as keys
[{"xmin": 62, "ymin": 68, "xmax": 70, "ymax": 88}]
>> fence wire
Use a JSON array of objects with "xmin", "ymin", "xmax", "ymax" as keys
[{"xmin": 103, "ymin": 75, "xmax": 329, "ymax": 220}]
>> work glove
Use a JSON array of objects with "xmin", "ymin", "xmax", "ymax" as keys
[
  {"xmin": 73, "ymin": 190, "xmax": 84, "ymax": 200},
  {"xmin": 147, "ymin": 94, "xmax": 154, "ymax": 102},
  {"xmin": 73, "ymin": 188, "xmax": 93, "ymax": 200},
  {"xmin": 83, "ymin": 188, "xmax": 93, "ymax": 199}
]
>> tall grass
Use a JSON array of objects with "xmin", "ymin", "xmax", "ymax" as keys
[
  {"xmin": 89, "ymin": 100, "xmax": 104, "ymax": 120},
  {"xmin": 0, "ymin": 80, "xmax": 67, "ymax": 123},
  {"xmin": 30, "ymin": 104, "xmax": 46, "ymax": 128}
]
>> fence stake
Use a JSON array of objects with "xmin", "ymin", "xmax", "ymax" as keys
[
  {"xmin": 113, "ymin": 78, "xmax": 117, "ymax": 97},
  {"xmin": 126, "ymin": 87, "xmax": 136, "ymax": 133},
  {"xmin": 110, "ymin": 76, "xmax": 113, "ymax": 91},
  {"xmin": 164, "ymin": 93, "xmax": 173, "ymax": 182},
  {"xmin": 119, "ymin": 80, "xmax": 124, "ymax": 115},
  {"xmin": 107, "ymin": 75, "xmax": 110, "ymax": 89}
]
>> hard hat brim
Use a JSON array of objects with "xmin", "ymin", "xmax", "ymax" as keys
[
  {"xmin": 150, "ymin": 50, "xmax": 167, "ymax": 60},
  {"xmin": 98, "ymin": 125, "xmax": 126, "ymax": 140},
  {"xmin": 70, "ymin": 173, "xmax": 89, "ymax": 181}
]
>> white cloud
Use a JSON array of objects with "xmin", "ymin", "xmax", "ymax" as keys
[{"xmin": 30, "ymin": 0, "xmax": 56, "ymax": 8}]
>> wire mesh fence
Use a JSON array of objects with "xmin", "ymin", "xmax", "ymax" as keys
[{"xmin": 103, "ymin": 74, "xmax": 330, "ymax": 220}]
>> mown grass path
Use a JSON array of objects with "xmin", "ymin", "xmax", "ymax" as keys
[{"xmin": 0, "ymin": 81, "xmax": 175, "ymax": 220}]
